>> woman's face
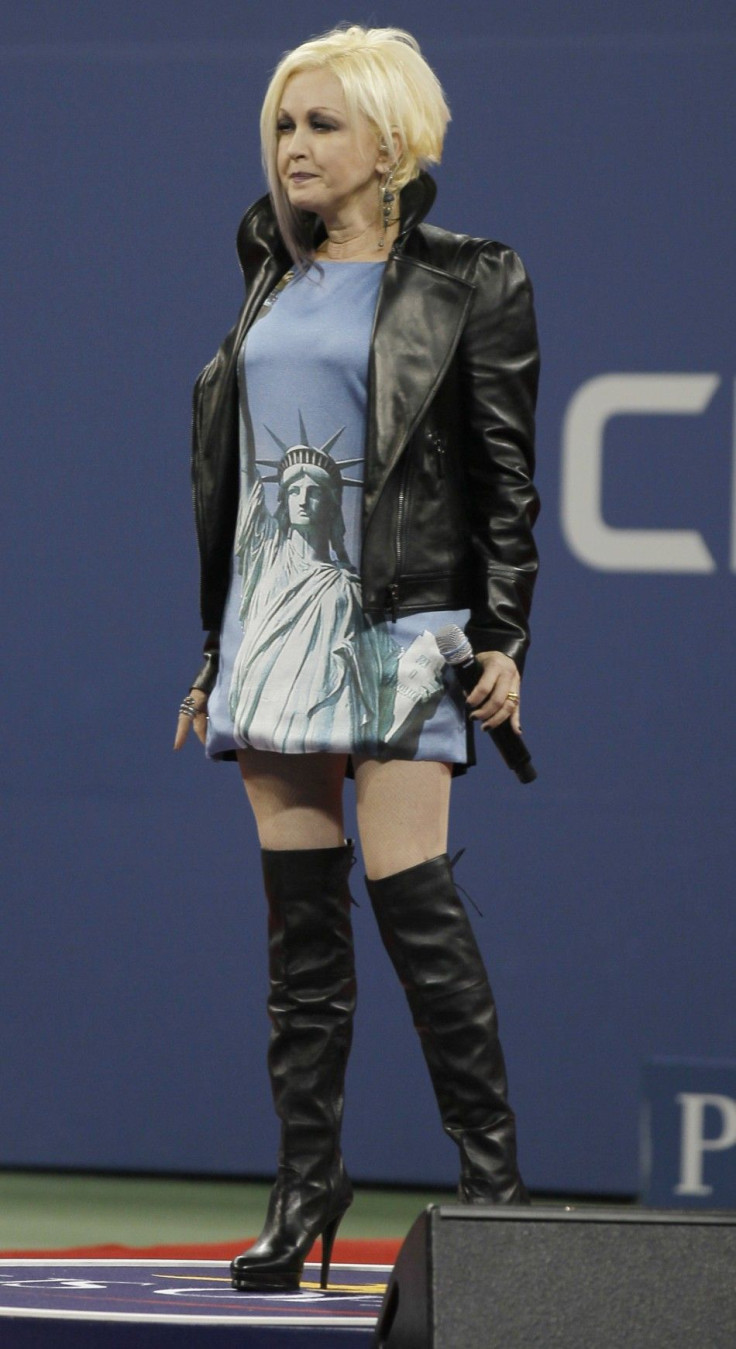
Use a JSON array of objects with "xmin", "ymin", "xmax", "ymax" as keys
[{"xmin": 276, "ymin": 69, "xmax": 385, "ymax": 226}]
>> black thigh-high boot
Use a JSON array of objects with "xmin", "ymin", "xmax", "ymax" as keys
[
  {"xmin": 366, "ymin": 854, "xmax": 529, "ymax": 1204},
  {"xmin": 231, "ymin": 842, "xmax": 357, "ymax": 1291}
]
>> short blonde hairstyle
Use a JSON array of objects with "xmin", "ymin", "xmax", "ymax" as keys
[{"xmin": 260, "ymin": 25, "xmax": 451, "ymax": 265}]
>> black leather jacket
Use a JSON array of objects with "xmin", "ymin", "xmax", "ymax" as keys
[{"xmin": 190, "ymin": 172, "xmax": 540, "ymax": 693}]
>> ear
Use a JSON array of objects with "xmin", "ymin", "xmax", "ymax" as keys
[{"xmin": 376, "ymin": 128, "xmax": 403, "ymax": 176}]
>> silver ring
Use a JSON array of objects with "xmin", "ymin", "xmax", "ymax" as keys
[{"xmin": 179, "ymin": 696, "xmax": 197, "ymax": 719}]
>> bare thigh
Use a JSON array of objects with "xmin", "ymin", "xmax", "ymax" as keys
[
  {"xmin": 237, "ymin": 748, "xmax": 348, "ymax": 851},
  {"xmin": 353, "ymin": 756, "xmax": 452, "ymax": 881}
]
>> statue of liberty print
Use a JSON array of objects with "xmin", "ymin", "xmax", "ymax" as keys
[{"xmin": 229, "ymin": 413, "xmax": 446, "ymax": 756}]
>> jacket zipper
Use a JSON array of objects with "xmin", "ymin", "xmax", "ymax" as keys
[
  {"xmin": 387, "ymin": 454, "xmax": 412, "ymax": 621},
  {"xmin": 435, "ymin": 437, "xmax": 446, "ymax": 479},
  {"xmin": 387, "ymin": 583, "xmax": 400, "ymax": 622},
  {"xmin": 384, "ymin": 425, "xmax": 447, "ymax": 619},
  {"xmin": 375, "ymin": 238, "xmax": 405, "ymax": 624},
  {"xmin": 424, "ymin": 429, "xmax": 446, "ymax": 478}
]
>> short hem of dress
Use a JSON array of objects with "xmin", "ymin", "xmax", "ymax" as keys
[{"xmin": 207, "ymin": 717, "xmax": 476, "ymax": 777}]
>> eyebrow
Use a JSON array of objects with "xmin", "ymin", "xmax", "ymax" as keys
[{"xmin": 277, "ymin": 105, "xmax": 343, "ymax": 117}]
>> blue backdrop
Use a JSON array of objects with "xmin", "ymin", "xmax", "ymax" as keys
[{"xmin": 2, "ymin": 0, "xmax": 735, "ymax": 1196}]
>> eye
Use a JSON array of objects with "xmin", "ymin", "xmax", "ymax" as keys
[
  {"xmin": 311, "ymin": 118, "xmax": 337, "ymax": 132},
  {"xmin": 276, "ymin": 118, "xmax": 294, "ymax": 135}
]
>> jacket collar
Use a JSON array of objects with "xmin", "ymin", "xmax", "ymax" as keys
[
  {"xmin": 396, "ymin": 171, "xmax": 437, "ymax": 236},
  {"xmin": 236, "ymin": 171, "xmax": 437, "ymax": 283}
]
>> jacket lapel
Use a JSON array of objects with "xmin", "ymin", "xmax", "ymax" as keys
[
  {"xmin": 236, "ymin": 193, "xmax": 293, "ymax": 336},
  {"xmin": 240, "ymin": 256, "xmax": 290, "ymax": 336},
  {"xmin": 363, "ymin": 254, "xmax": 475, "ymax": 524}
]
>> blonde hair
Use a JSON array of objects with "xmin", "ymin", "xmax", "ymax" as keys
[{"xmin": 260, "ymin": 25, "xmax": 451, "ymax": 265}]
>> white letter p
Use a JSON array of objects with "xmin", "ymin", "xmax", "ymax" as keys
[{"xmin": 674, "ymin": 1092, "xmax": 736, "ymax": 1196}]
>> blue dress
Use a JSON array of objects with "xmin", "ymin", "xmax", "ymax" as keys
[{"xmin": 206, "ymin": 262, "xmax": 471, "ymax": 765}]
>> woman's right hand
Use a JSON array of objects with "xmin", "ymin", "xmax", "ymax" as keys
[{"xmin": 173, "ymin": 690, "xmax": 209, "ymax": 750}]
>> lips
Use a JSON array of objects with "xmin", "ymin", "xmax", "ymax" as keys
[{"xmin": 289, "ymin": 173, "xmax": 317, "ymax": 183}]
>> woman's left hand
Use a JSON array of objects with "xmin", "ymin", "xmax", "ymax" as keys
[{"xmin": 465, "ymin": 650, "xmax": 522, "ymax": 734}]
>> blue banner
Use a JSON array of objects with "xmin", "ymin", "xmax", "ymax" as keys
[{"xmin": 2, "ymin": 1, "xmax": 735, "ymax": 1194}]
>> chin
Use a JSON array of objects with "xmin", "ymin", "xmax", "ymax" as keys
[
  {"xmin": 285, "ymin": 184, "xmax": 322, "ymax": 211},
  {"xmin": 290, "ymin": 196, "xmax": 320, "ymax": 216}
]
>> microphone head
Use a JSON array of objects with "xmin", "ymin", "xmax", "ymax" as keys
[{"xmin": 434, "ymin": 624, "xmax": 473, "ymax": 666}]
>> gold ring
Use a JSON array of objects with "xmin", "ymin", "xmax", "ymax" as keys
[{"xmin": 506, "ymin": 691, "xmax": 520, "ymax": 703}]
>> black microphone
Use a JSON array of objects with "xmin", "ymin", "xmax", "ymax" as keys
[{"xmin": 435, "ymin": 625, "xmax": 537, "ymax": 784}]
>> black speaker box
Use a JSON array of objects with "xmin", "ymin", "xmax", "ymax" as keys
[{"xmin": 373, "ymin": 1204, "xmax": 736, "ymax": 1348}]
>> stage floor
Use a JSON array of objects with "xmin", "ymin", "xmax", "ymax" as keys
[{"xmin": 0, "ymin": 1259, "xmax": 385, "ymax": 1346}]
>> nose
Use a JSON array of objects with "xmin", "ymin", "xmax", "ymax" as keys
[{"xmin": 286, "ymin": 124, "xmax": 307, "ymax": 160}]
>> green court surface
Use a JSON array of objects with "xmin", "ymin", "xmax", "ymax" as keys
[{"xmin": 0, "ymin": 1171, "xmax": 458, "ymax": 1251}]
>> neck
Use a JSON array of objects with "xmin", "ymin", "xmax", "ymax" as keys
[
  {"xmin": 289, "ymin": 524, "xmax": 330, "ymax": 562},
  {"xmin": 315, "ymin": 216, "xmax": 400, "ymax": 262}
]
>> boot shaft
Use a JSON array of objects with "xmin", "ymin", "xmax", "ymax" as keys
[
  {"xmin": 260, "ymin": 843, "xmax": 357, "ymax": 1151},
  {"xmin": 366, "ymin": 853, "xmax": 528, "ymax": 1204}
]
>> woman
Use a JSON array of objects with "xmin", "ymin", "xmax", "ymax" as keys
[{"xmin": 175, "ymin": 25, "xmax": 540, "ymax": 1293}]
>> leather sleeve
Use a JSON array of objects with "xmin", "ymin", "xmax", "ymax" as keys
[
  {"xmin": 191, "ymin": 304, "xmax": 247, "ymax": 634},
  {"xmin": 190, "ymin": 629, "xmax": 221, "ymax": 695},
  {"xmin": 458, "ymin": 244, "xmax": 540, "ymax": 673}
]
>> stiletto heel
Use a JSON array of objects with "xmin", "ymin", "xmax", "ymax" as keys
[
  {"xmin": 230, "ymin": 1185, "xmax": 351, "ymax": 1291},
  {"xmin": 319, "ymin": 1211, "xmax": 343, "ymax": 1289}
]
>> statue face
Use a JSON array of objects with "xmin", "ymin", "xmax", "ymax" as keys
[{"xmin": 285, "ymin": 467, "xmax": 333, "ymax": 531}]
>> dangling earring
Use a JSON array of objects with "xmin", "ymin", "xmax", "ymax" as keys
[{"xmin": 377, "ymin": 167, "xmax": 396, "ymax": 250}]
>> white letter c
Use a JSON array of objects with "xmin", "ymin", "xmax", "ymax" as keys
[{"xmin": 561, "ymin": 373, "xmax": 719, "ymax": 571}]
